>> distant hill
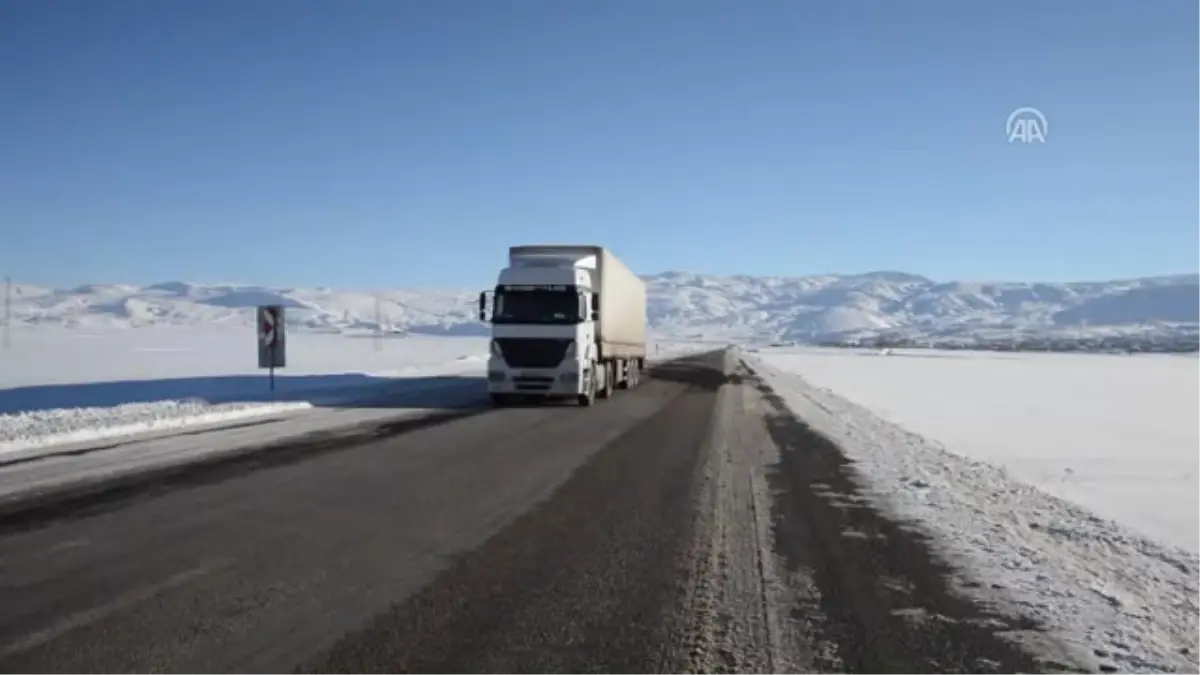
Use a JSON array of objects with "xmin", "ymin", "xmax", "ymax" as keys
[{"xmin": 9, "ymin": 272, "xmax": 1198, "ymax": 343}]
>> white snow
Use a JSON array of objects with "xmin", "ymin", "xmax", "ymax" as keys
[
  {"xmin": 9, "ymin": 272, "xmax": 1198, "ymax": 345},
  {"xmin": 0, "ymin": 325, "xmax": 489, "ymax": 389},
  {"xmin": 0, "ymin": 327, "xmax": 490, "ymax": 454},
  {"xmin": 753, "ymin": 346, "xmax": 1199, "ymax": 553},
  {"xmin": 744, "ymin": 348, "xmax": 1199, "ymax": 673},
  {"xmin": 0, "ymin": 326, "xmax": 711, "ymax": 455}
]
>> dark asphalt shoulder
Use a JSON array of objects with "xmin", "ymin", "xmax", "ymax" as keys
[{"xmin": 749, "ymin": 366, "xmax": 1085, "ymax": 673}]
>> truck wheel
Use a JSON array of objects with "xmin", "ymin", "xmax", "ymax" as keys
[
  {"xmin": 577, "ymin": 377, "xmax": 595, "ymax": 406},
  {"xmin": 597, "ymin": 362, "xmax": 611, "ymax": 399},
  {"xmin": 627, "ymin": 359, "xmax": 639, "ymax": 388},
  {"xmin": 577, "ymin": 366, "xmax": 596, "ymax": 406}
]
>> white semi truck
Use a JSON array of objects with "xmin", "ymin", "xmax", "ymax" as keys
[{"xmin": 478, "ymin": 245, "xmax": 648, "ymax": 407}]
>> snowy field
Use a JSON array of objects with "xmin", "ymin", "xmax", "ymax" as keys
[
  {"xmin": 752, "ymin": 346, "xmax": 1199, "ymax": 553},
  {"xmin": 746, "ymin": 347, "xmax": 1198, "ymax": 673},
  {"xmin": 0, "ymin": 326, "xmax": 710, "ymax": 454}
]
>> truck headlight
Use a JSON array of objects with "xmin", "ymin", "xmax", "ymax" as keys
[
  {"xmin": 490, "ymin": 340, "xmax": 503, "ymax": 357},
  {"xmin": 563, "ymin": 340, "xmax": 576, "ymax": 357}
]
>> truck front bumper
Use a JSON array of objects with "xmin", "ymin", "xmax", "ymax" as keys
[{"xmin": 486, "ymin": 359, "xmax": 588, "ymax": 397}]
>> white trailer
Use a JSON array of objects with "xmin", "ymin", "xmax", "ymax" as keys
[{"xmin": 479, "ymin": 245, "xmax": 648, "ymax": 406}]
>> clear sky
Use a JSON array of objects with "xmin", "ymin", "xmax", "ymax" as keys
[{"xmin": 1, "ymin": 0, "xmax": 1196, "ymax": 290}]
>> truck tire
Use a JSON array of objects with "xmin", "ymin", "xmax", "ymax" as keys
[
  {"xmin": 577, "ymin": 378, "xmax": 594, "ymax": 406},
  {"xmin": 599, "ymin": 362, "xmax": 614, "ymax": 399},
  {"xmin": 577, "ymin": 366, "xmax": 597, "ymax": 407},
  {"xmin": 627, "ymin": 359, "xmax": 639, "ymax": 388}
]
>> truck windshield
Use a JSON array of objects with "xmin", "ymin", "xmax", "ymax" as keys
[{"xmin": 493, "ymin": 286, "xmax": 581, "ymax": 324}]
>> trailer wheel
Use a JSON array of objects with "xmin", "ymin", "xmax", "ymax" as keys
[{"xmin": 627, "ymin": 359, "xmax": 639, "ymax": 388}]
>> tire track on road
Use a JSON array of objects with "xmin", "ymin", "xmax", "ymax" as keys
[
  {"xmin": 303, "ymin": 357, "xmax": 728, "ymax": 674},
  {"xmin": 0, "ymin": 356, "xmax": 723, "ymax": 674},
  {"xmin": 676, "ymin": 364, "xmax": 828, "ymax": 674},
  {"xmin": 0, "ymin": 349, "xmax": 1087, "ymax": 674}
]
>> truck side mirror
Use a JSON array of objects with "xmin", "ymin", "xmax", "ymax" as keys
[{"xmin": 478, "ymin": 291, "xmax": 487, "ymax": 322}]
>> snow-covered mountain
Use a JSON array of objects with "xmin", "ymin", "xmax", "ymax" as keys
[{"xmin": 7, "ymin": 272, "xmax": 1198, "ymax": 343}]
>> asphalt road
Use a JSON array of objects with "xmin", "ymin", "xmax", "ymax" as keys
[{"xmin": 0, "ymin": 350, "xmax": 1076, "ymax": 673}]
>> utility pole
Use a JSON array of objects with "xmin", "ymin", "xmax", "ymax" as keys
[
  {"xmin": 374, "ymin": 294, "xmax": 383, "ymax": 351},
  {"xmin": 2, "ymin": 276, "xmax": 11, "ymax": 350}
]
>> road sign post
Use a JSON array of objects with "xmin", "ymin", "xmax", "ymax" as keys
[
  {"xmin": 257, "ymin": 305, "xmax": 287, "ymax": 391},
  {"xmin": 2, "ymin": 275, "xmax": 10, "ymax": 350}
]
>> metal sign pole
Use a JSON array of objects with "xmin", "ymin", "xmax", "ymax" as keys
[
  {"xmin": 2, "ymin": 275, "xmax": 10, "ymax": 350},
  {"xmin": 269, "ymin": 311, "xmax": 276, "ymax": 391}
]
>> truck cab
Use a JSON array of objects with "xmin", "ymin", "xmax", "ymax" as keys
[{"xmin": 479, "ymin": 246, "xmax": 647, "ymax": 407}]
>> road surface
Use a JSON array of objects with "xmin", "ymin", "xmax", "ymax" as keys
[{"xmin": 0, "ymin": 350, "xmax": 1076, "ymax": 673}]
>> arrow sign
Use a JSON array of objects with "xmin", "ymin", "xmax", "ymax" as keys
[
  {"xmin": 260, "ymin": 307, "xmax": 276, "ymax": 345},
  {"xmin": 257, "ymin": 305, "xmax": 286, "ymax": 370}
]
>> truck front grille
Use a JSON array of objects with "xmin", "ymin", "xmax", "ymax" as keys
[
  {"xmin": 495, "ymin": 338, "xmax": 571, "ymax": 368},
  {"xmin": 514, "ymin": 375, "xmax": 555, "ymax": 391}
]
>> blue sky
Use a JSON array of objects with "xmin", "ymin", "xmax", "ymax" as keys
[{"xmin": 1, "ymin": 0, "xmax": 1196, "ymax": 289}]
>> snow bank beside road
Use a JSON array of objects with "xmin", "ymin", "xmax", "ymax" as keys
[
  {"xmin": 0, "ymin": 327, "xmax": 714, "ymax": 454},
  {"xmin": 0, "ymin": 399, "xmax": 310, "ymax": 455},
  {"xmin": 0, "ymin": 365, "xmax": 487, "ymax": 456},
  {"xmin": 744, "ymin": 353, "xmax": 1199, "ymax": 674},
  {"xmin": 0, "ymin": 329, "xmax": 491, "ymax": 454},
  {"xmin": 0, "ymin": 365, "xmax": 484, "ymax": 455},
  {"xmin": 754, "ymin": 346, "xmax": 1199, "ymax": 553}
]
